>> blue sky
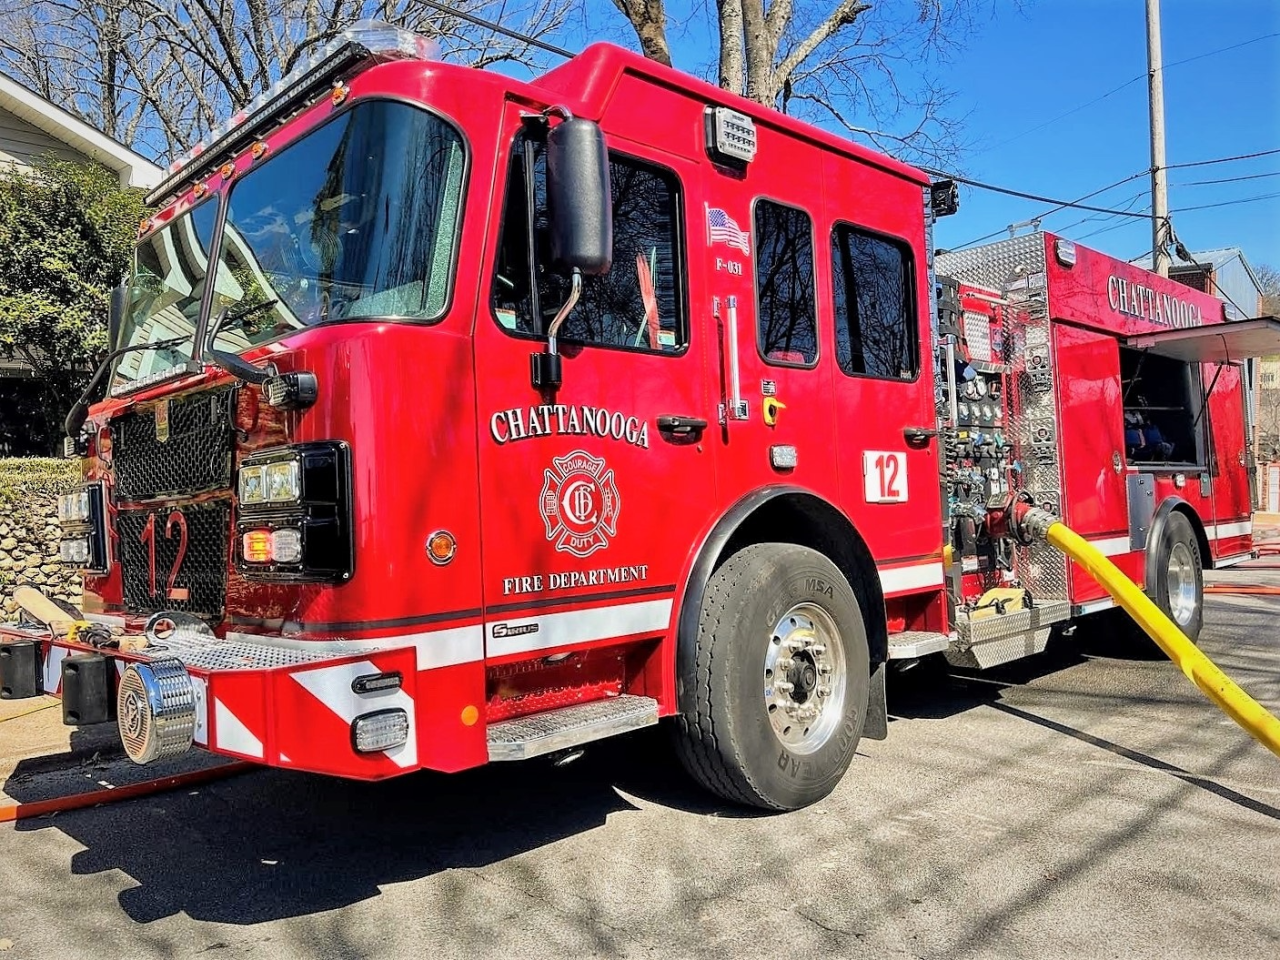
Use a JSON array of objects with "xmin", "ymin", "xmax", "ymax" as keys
[{"xmin": 928, "ymin": 0, "xmax": 1280, "ymax": 272}]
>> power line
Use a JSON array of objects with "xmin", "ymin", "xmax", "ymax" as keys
[
  {"xmin": 1165, "ymin": 148, "xmax": 1280, "ymax": 170},
  {"xmin": 948, "ymin": 171, "xmax": 1149, "ymax": 250},
  {"xmin": 1172, "ymin": 190, "xmax": 1280, "ymax": 213},
  {"xmin": 1176, "ymin": 170, "xmax": 1280, "ymax": 187},
  {"xmin": 924, "ymin": 169, "xmax": 1154, "ymax": 219},
  {"xmin": 973, "ymin": 32, "xmax": 1280, "ymax": 156}
]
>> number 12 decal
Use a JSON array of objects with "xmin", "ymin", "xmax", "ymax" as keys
[
  {"xmin": 863, "ymin": 451, "xmax": 907, "ymax": 503},
  {"xmin": 139, "ymin": 510, "xmax": 190, "ymax": 601}
]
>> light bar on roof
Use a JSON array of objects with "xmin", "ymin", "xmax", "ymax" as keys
[{"xmin": 145, "ymin": 20, "xmax": 436, "ymax": 206}]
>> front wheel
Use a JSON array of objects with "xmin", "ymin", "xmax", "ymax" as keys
[{"xmin": 673, "ymin": 543, "xmax": 870, "ymax": 810}]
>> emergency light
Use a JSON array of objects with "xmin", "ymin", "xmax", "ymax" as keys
[{"xmin": 146, "ymin": 21, "xmax": 436, "ymax": 207}]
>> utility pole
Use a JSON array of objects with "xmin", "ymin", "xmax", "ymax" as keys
[{"xmin": 1146, "ymin": 0, "xmax": 1171, "ymax": 277}]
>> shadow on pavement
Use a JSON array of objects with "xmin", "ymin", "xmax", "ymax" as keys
[{"xmin": 5, "ymin": 725, "xmax": 760, "ymax": 925}]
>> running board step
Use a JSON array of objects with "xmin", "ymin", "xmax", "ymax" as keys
[
  {"xmin": 887, "ymin": 631, "xmax": 951, "ymax": 659},
  {"xmin": 487, "ymin": 694, "xmax": 659, "ymax": 761}
]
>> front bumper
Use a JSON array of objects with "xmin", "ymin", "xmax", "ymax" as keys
[{"xmin": 0, "ymin": 611, "xmax": 422, "ymax": 780}]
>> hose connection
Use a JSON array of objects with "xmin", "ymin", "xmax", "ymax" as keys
[{"xmin": 984, "ymin": 492, "xmax": 1057, "ymax": 546}]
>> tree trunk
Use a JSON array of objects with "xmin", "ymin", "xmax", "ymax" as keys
[
  {"xmin": 716, "ymin": 0, "xmax": 744, "ymax": 95},
  {"xmin": 610, "ymin": 0, "xmax": 672, "ymax": 67}
]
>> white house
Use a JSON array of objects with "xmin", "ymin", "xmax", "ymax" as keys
[{"xmin": 0, "ymin": 73, "xmax": 161, "ymax": 188}]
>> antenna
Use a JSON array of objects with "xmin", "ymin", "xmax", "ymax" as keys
[{"xmin": 414, "ymin": 0, "xmax": 574, "ymax": 60}]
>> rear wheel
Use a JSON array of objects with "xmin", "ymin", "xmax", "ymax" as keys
[
  {"xmin": 673, "ymin": 543, "xmax": 870, "ymax": 810},
  {"xmin": 1151, "ymin": 512, "xmax": 1204, "ymax": 641}
]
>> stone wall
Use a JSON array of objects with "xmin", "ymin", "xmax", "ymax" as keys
[{"xmin": 0, "ymin": 458, "xmax": 82, "ymax": 620}]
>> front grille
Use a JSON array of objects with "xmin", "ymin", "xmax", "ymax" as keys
[
  {"xmin": 113, "ymin": 388, "xmax": 234, "ymax": 500},
  {"xmin": 117, "ymin": 500, "xmax": 231, "ymax": 617}
]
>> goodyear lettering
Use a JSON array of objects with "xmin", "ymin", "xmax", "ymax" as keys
[{"xmin": 490, "ymin": 405, "xmax": 650, "ymax": 449}]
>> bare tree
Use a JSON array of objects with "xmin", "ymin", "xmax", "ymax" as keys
[
  {"xmin": 600, "ymin": 0, "xmax": 995, "ymax": 163},
  {"xmin": 1258, "ymin": 263, "xmax": 1280, "ymax": 319},
  {"xmin": 0, "ymin": 0, "xmax": 570, "ymax": 158}
]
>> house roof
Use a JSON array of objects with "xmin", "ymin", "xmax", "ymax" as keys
[
  {"xmin": 1133, "ymin": 246, "xmax": 1265, "ymax": 298},
  {"xmin": 0, "ymin": 72, "xmax": 162, "ymax": 189}
]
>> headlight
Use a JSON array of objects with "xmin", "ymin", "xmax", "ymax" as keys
[
  {"xmin": 57, "ymin": 482, "xmax": 107, "ymax": 572},
  {"xmin": 239, "ymin": 464, "xmax": 266, "ymax": 504},
  {"xmin": 60, "ymin": 536, "xmax": 91, "ymax": 564},
  {"xmin": 58, "ymin": 489, "xmax": 91, "ymax": 523},
  {"xmin": 235, "ymin": 442, "xmax": 353, "ymax": 582},
  {"xmin": 265, "ymin": 459, "xmax": 301, "ymax": 503}
]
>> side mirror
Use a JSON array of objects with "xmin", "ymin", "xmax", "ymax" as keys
[
  {"xmin": 108, "ymin": 283, "xmax": 127, "ymax": 351},
  {"xmin": 546, "ymin": 118, "xmax": 612, "ymax": 276}
]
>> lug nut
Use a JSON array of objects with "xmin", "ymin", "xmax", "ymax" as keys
[
  {"xmin": 808, "ymin": 644, "xmax": 827, "ymax": 655},
  {"xmin": 774, "ymin": 680, "xmax": 794, "ymax": 693},
  {"xmin": 775, "ymin": 657, "xmax": 795, "ymax": 671}
]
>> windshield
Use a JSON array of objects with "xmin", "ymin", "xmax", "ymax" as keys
[
  {"xmin": 209, "ymin": 99, "xmax": 466, "ymax": 354},
  {"xmin": 111, "ymin": 201, "xmax": 217, "ymax": 391}
]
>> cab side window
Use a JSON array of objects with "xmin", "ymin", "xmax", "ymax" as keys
[
  {"xmin": 754, "ymin": 200, "xmax": 817, "ymax": 365},
  {"xmin": 831, "ymin": 223, "xmax": 918, "ymax": 380},
  {"xmin": 492, "ymin": 131, "xmax": 686, "ymax": 352}
]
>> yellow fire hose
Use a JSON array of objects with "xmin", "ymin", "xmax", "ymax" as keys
[{"xmin": 1034, "ymin": 515, "xmax": 1280, "ymax": 759}]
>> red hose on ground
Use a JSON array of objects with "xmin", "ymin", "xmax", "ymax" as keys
[
  {"xmin": 1204, "ymin": 584, "xmax": 1280, "ymax": 595},
  {"xmin": 0, "ymin": 761, "xmax": 254, "ymax": 824}
]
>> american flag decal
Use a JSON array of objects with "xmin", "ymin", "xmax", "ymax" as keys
[{"xmin": 707, "ymin": 205, "xmax": 751, "ymax": 255}]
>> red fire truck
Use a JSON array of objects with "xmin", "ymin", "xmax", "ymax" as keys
[{"xmin": 2, "ymin": 23, "xmax": 1276, "ymax": 810}]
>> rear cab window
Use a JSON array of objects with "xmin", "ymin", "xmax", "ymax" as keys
[{"xmin": 753, "ymin": 199, "xmax": 817, "ymax": 366}]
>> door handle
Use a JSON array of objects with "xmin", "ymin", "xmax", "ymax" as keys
[
  {"xmin": 657, "ymin": 415, "xmax": 709, "ymax": 436},
  {"xmin": 903, "ymin": 426, "xmax": 938, "ymax": 446}
]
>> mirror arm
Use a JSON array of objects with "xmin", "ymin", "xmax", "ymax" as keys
[
  {"xmin": 545, "ymin": 270, "xmax": 582, "ymax": 352},
  {"xmin": 531, "ymin": 270, "xmax": 581, "ymax": 391}
]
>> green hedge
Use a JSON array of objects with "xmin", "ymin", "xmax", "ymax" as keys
[{"xmin": 0, "ymin": 457, "xmax": 79, "ymax": 513}]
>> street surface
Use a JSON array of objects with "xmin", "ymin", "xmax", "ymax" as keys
[{"xmin": 2, "ymin": 563, "xmax": 1278, "ymax": 960}]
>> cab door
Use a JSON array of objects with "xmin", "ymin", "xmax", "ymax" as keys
[
  {"xmin": 820, "ymin": 155, "xmax": 944, "ymax": 597},
  {"xmin": 473, "ymin": 110, "xmax": 714, "ymax": 668}
]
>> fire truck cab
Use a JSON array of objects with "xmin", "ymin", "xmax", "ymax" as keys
[{"xmin": 3, "ymin": 23, "xmax": 1278, "ymax": 810}]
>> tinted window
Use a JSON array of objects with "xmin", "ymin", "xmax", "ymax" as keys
[
  {"xmin": 493, "ymin": 136, "xmax": 685, "ymax": 352},
  {"xmin": 211, "ymin": 100, "xmax": 466, "ymax": 354},
  {"xmin": 754, "ymin": 201, "xmax": 816, "ymax": 365},
  {"xmin": 831, "ymin": 224, "xmax": 918, "ymax": 380}
]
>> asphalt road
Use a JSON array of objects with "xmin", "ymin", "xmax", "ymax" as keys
[{"xmin": 2, "ymin": 566, "xmax": 1278, "ymax": 960}]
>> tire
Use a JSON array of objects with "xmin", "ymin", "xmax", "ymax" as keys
[
  {"xmin": 1149, "ymin": 511, "xmax": 1204, "ymax": 641},
  {"xmin": 673, "ymin": 542, "xmax": 870, "ymax": 811}
]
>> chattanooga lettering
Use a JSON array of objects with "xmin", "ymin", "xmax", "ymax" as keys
[
  {"xmin": 502, "ymin": 564, "xmax": 650, "ymax": 596},
  {"xmin": 490, "ymin": 405, "xmax": 650, "ymax": 449},
  {"xmin": 1106, "ymin": 274, "xmax": 1203, "ymax": 328}
]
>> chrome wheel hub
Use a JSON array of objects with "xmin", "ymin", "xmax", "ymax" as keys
[
  {"xmin": 764, "ymin": 602, "xmax": 847, "ymax": 755},
  {"xmin": 1166, "ymin": 541, "xmax": 1198, "ymax": 626}
]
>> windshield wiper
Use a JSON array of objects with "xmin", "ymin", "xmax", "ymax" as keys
[
  {"xmin": 64, "ymin": 335, "xmax": 190, "ymax": 438},
  {"xmin": 205, "ymin": 299, "xmax": 280, "ymax": 385}
]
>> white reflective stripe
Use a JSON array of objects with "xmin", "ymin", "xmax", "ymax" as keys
[
  {"xmin": 486, "ymin": 598, "xmax": 674, "ymax": 658},
  {"xmin": 1088, "ymin": 536, "xmax": 1132, "ymax": 557},
  {"xmin": 1209, "ymin": 520, "xmax": 1252, "ymax": 539},
  {"xmin": 1075, "ymin": 598, "xmax": 1115, "ymax": 615},
  {"xmin": 878, "ymin": 562, "xmax": 944, "ymax": 594},
  {"xmin": 1215, "ymin": 553, "xmax": 1253, "ymax": 569},
  {"xmin": 290, "ymin": 660, "xmax": 417, "ymax": 768},
  {"xmin": 43, "ymin": 645, "xmax": 68, "ymax": 694},
  {"xmin": 190, "ymin": 675, "xmax": 209, "ymax": 746},
  {"xmin": 223, "ymin": 625, "xmax": 484, "ymax": 672},
  {"xmin": 213, "ymin": 697, "xmax": 263, "ymax": 759},
  {"xmin": 330, "ymin": 626, "xmax": 484, "ymax": 671}
]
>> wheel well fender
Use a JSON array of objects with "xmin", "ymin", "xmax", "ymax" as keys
[
  {"xmin": 675, "ymin": 487, "xmax": 887, "ymax": 705},
  {"xmin": 1144, "ymin": 497, "xmax": 1212, "ymax": 590}
]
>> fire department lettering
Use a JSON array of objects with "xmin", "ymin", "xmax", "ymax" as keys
[
  {"xmin": 502, "ymin": 564, "xmax": 649, "ymax": 595},
  {"xmin": 540, "ymin": 450, "xmax": 620, "ymax": 558},
  {"xmin": 490, "ymin": 405, "xmax": 650, "ymax": 449}
]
